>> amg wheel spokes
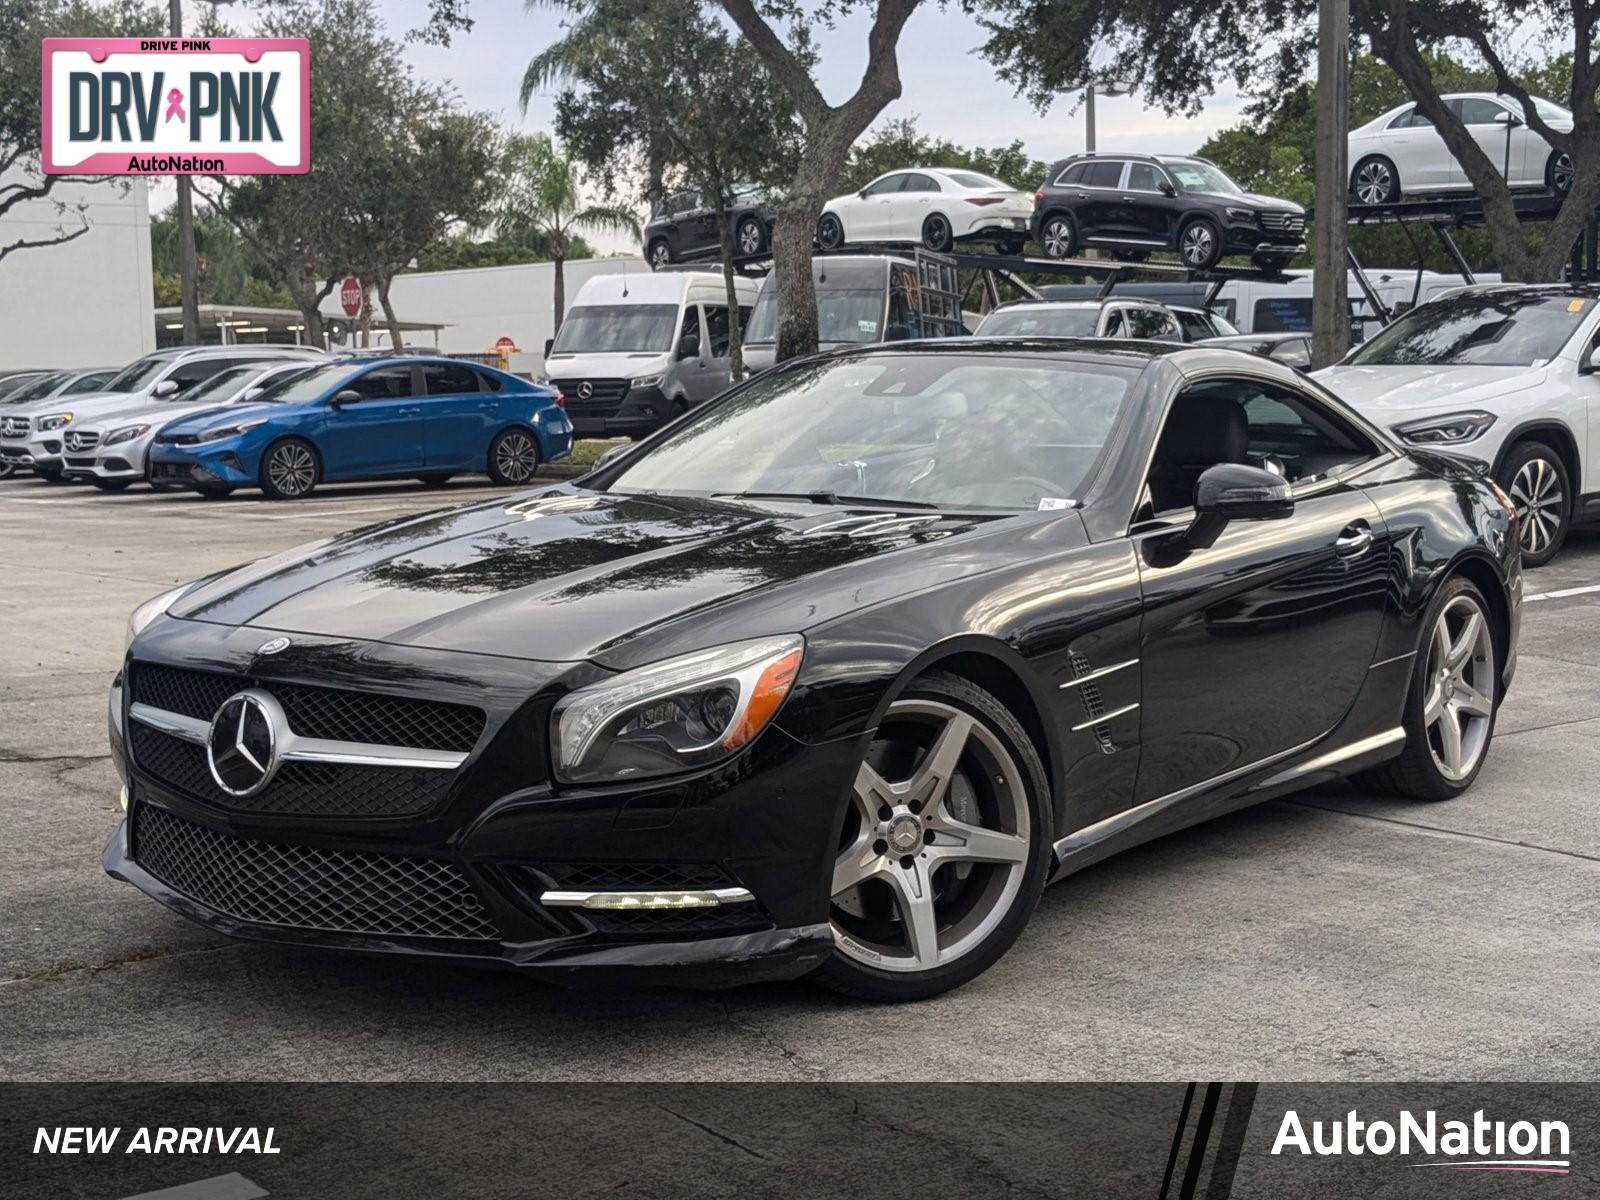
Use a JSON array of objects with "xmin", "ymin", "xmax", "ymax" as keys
[
  {"xmin": 1511, "ymin": 457, "xmax": 1562, "ymax": 554},
  {"xmin": 830, "ymin": 700, "xmax": 1030, "ymax": 973},
  {"xmin": 1423, "ymin": 596, "xmax": 1495, "ymax": 781}
]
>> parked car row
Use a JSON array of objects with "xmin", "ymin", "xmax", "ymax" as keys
[{"xmin": 0, "ymin": 345, "xmax": 572, "ymax": 500}]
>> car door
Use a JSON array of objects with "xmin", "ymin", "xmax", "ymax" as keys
[
  {"xmin": 892, "ymin": 172, "xmax": 942, "ymax": 242},
  {"xmin": 673, "ymin": 304, "xmax": 719, "ymax": 406},
  {"xmin": 419, "ymin": 360, "xmax": 492, "ymax": 468},
  {"xmin": 1119, "ymin": 161, "xmax": 1178, "ymax": 246},
  {"xmin": 1452, "ymin": 97, "xmax": 1531, "ymax": 187},
  {"xmin": 1379, "ymin": 105, "xmax": 1453, "ymax": 193},
  {"xmin": 850, "ymin": 173, "xmax": 907, "ymax": 242},
  {"xmin": 1131, "ymin": 373, "xmax": 1391, "ymax": 802},
  {"xmin": 1074, "ymin": 160, "xmax": 1127, "ymax": 244},
  {"xmin": 319, "ymin": 364, "xmax": 424, "ymax": 477}
]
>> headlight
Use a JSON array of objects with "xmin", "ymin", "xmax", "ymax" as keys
[
  {"xmin": 104, "ymin": 424, "xmax": 150, "ymax": 446},
  {"xmin": 36, "ymin": 412, "xmax": 73, "ymax": 431},
  {"xmin": 193, "ymin": 418, "xmax": 268, "ymax": 444},
  {"xmin": 1394, "ymin": 411, "xmax": 1497, "ymax": 445},
  {"xmin": 124, "ymin": 582, "xmax": 194, "ymax": 652},
  {"xmin": 1225, "ymin": 207, "xmax": 1259, "ymax": 223},
  {"xmin": 631, "ymin": 374, "xmax": 665, "ymax": 389},
  {"xmin": 553, "ymin": 635, "xmax": 804, "ymax": 783}
]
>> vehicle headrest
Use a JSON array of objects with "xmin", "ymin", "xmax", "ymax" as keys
[{"xmin": 1164, "ymin": 395, "xmax": 1248, "ymax": 467}]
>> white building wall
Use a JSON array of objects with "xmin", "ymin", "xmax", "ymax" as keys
[
  {"xmin": 382, "ymin": 255, "xmax": 648, "ymax": 361},
  {"xmin": 0, "ymin": 172, "xmax": 154, "ymax": 370}
]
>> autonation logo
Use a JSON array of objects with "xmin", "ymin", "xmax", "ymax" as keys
[{"xmin": 1273, "ymin": 1108, "xmax": 1571, "ymax": 1174}]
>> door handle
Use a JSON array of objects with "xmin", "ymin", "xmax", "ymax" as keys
[
  {"xmin": 397, "ymin": 406, "xmax": 421, "ymax": 416},
  {"xmin": 1334, "ymin": 522, "xmax": 1374, "ymax": 557},
  {"xmin": 477, "ymin": 401, "xmax": 498, "ymax": 409},
  {"xmin": 1076, "ymin": 192, "xmax": 1090, "ymax": 199},
  {"xmin": 1122, "ymin": 195, "xmax": 1136, "ymax": 202}
]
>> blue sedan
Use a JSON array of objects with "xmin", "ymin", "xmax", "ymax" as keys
[{"xmin": 147, "ymin": 357, "xmax": 572, "ymax": 500}]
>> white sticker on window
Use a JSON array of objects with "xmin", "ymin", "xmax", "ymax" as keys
[
  {"xmin": 858, "ymin": 320, "xmax": 879, "ymax": 333},
  {"xmin": 1037, "ymin": 497, "xmax": 1073, "ymax": 511}
]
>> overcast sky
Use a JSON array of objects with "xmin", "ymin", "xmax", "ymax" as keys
[{"xmin": 160, "ymin": 0, "xmax": 1244, "ymax": 252}]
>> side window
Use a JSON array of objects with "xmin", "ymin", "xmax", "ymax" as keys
[
  {"xmin": 679, "ymin": 304, "xmax": 702, "ymax": 353},
  {"xmin": 1082, "ymin": 161, "xmax": 1124, "ymax": 189},
  {"xmin": 1175, "ymin": 310, "xmax": 1208, "ymax": 340},
  {"xmin": 348, "ymin": 366, "xmax": 415, "ymax": 399},
  {"xmin": 1101, "ymin": 309, "xmax": 1125, "ymax": 337},
  {"xmin": 703, "ymin": 305, "xmax": 732, "ymax": 357},
  {"xmin": 862, "ymin": 174, "xmax": 905, "ymax": 197},
  {"xmin": 1456, "ymin": 98, "xmax": 1506, "ymax": 125},
  {"xmin": 1126, "ymin": 163, "xmax": 1166, "ymax": 193},
  {"xmin": 1270, "ymin": 338, "xmax": 1313, "ymax": 369},
  {"xmin": 165, "ymin": 358, "xmax": 231, "ymax": 392},
  {"xmin": 1389, "ymin": 106, "xmax": 1432, "ymax": 129},
  {"xmin": 1056, "ymin": 162, "xmax": 1088, "ymax": 186},
  {"xmin": 738, "ymin": 305, "xmax": 752, "ymax": 334},
  {"xmin": 1125, "ymin": 306, "xmax": 1179, "ymax": 341},
  {"xmin": 422, "ymin": 362, "xmax": 482, "ymax": 395},
  {"xmin": 1254, "ymin": 297, "xmax": 1314, "ymax": 332},
  {"xmin": 901, "ymin": 173, "xmax": 940, "ymax": 193},
  {"xmin": 474, "ymin": 369, "xmax": 504, "ymax": 393}
]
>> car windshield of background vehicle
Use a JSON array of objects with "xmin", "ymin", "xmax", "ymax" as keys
[
  {"xmin": 607, "ymin": 353, "xmax": 1135, "ymax": 509},
  {"xmin": 1532, "ymin": 97, "xmax": 1571, "ymax": 121},
  {"xmin": 1164, "ymin": 161, "xmax": 1243, "ymax": 195},
  {"xmin": 171, "ymin": 365, "xmax": 260, "ymax": 405},
  {"xmin": 251, "ymin": 363, "xmax": 364, "ymax": 403},
  {"xmin": 979, "ymin": 307, "xmax": 1100, "ymax": 337},
  {"xmin": 549, "ymin": 304, "xmax": 680, "ymax": 354},
  {"xmin": 944, "ymin": 171, "xmax": 1007, "ymax": 190},
  {"xmin": 9, "ymin": 372, "xmax": 69, "ymax": 403},
  {"xmin": 1347, "ymin": 293, "xmax": 1593, "ymax": 367},
  {"xmin": 101, "ymin": 356, "xmax": 170, "ymax": 394},
  {"xmin": 745, "ymin": 287, "xmax": 888, "ymax": 345}
]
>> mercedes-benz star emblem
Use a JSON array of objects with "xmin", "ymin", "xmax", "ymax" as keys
[
  {"xmin": 257, "ymin": 636, "xmax": 291, "ymax": 656},
  {"xmin": 577, "ymin": 381, "xmax": 594, "ymax": 400},
  {"xmin": 206, "ymin": 689, "xmax": 284, "ymax": 797}
]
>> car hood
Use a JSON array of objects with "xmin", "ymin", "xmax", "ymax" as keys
[
  {"xmin": 1188, "ymin": 191, "xmax": 1304, "ymax": 214},
  {"xmin": 77, "ymin": 397, "xmax": 235, "ymax": 433},
  {"xmin": 159, "ymin": 400, "xmax": 290, "ymax": 436},
  {"xmin": 1314, "ymin": 362, "xmax": 1544, "ymax": 418},
  {"xmin": 165, "ymin": 488, "xmax": 1016, "ymax": 667},
  {"xmin": 4, "ymin": 390, "xmax": 140, "ymax": 420}
]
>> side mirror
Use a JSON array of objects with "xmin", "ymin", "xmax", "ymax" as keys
[
  {"xmin": 330, "ymin": 388, "xmax": 362, "ymax": 407},
  {"xmin": 1493, "ymin": 110, "xmax": 1523, "ymax": 127},
  {"xmin": 1187, "ymin": 462, "xmax": 1294, "ymax": 549},
  {"xmin": 152, "ymin": 379, "xmax": 178, "ymax": 398},
  {"xmin": 242, "ymin": 386, "xmax": 264, "ymax": 400},
  {"xmin": 1159, "ymin": 180, "xmax": 1176, "ymax": 197},
  {"xmin": 859, "ymin": 189, "xmax": 870, "ymax": 199},
  {"xmin": 543, "ymin": 338, "xmax": 555, "ymax": 358},
  {"xmin": 1584, "ymin": 346, "xmax": 1600, "ymax": 375},
  {"xmin": 678, "ymin": 333, "xmax": 701, "ymax": 360}
]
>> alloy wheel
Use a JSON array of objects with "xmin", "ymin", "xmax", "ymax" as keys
[
  {"xmin": 494, "ymin": 431, "xmax": 539, "ymax": 482},
  {"xmin": 738, "ymin": 219, "xmax": 763, "ymax": 256},
  {"xmin": 266, "ymin": 443, "xmax": 316, "ymax": 496},
  {"xmin": 923, "ymin": 215, "xmax": 951, "ymax": 252},
  {"xmin": 1354, "ymin": 160, "xmax": 1393, "ymax": 205},
  {"xmin": 830, "ymin": 699, "xmax": 1030, "ymax": 974},
  {"xmin": 649, "ymin": 241, "xmax": 670, "ymax": 269},
  {"xmin": 1510, "ymin": 455, "xmax": 1564, "ymax": 557},
  {"xmin": 1422, "ymin": 595, "xmax": 1495, "ymax": 782},
  {"xmin": 1552, "ymin": 153, "xmax": 1574, "ymax": 195},
  {"xmin": 1042, "ymin": 218, "xmax": 1073, "ymax": 259},
  {"xmin": 1180, "ymin": 223, "xmax": 1216, "ymax": 266}
]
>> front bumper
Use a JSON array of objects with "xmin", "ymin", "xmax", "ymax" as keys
[
  {"xmin": 63, "ymin": 435, "xmax": 153, "ymax": 481},
  {"xmin": 147, "ymin": 440, "xmax": 256, "ymax": 488},
  {"xmin": 104, "ymin": 625, "xmax": 858, "ymax": 985},
  {"xmin": 1, "ymin": 437, "xmax": 62, "ymax": 470},
  {"xmin": 565, "ymin": 384, "xmax": 674, "ymax": 439}
]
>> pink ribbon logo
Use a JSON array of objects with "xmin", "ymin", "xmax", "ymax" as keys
[{"xmin": 164, "ymin": 88, "xmax": 185, "ymax": 123}]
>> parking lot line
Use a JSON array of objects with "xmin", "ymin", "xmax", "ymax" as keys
[{"xmin": 1525, "ymin": 583, "xmax": 1600, "ymax": 602}]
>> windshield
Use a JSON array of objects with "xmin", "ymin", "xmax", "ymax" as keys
[
  {"xmin": 9, "ymin": 372, "xmax": 68, "ymax": 403},
  {"xmin": 607, "ymin": 352, "xmax": 1135, "ymax": 509},
  {"xmin": 1533, "ymin": 97, "xmax": 1570, "ymax": 121},
  {"xmin": 746, "ymin": 287, "xmax": 888, "ymax": 346},
  {"xmin": 1346, "ymin": 293, "xmax": 1593, "ymax": 367},
  {"xmin": 978, "ymin": 307, "xmax": 1100, "ymax": 337},
  {"xmin": 1166, "ymin": 160, "xmax": 1243, "ymax": 195},
  {"xmin": 171, "ymin": 365, "xmax": 261, "ymax": 405},
  {"xmin": 251, "ymin": 363, "xmax": 362, "ymax": 404},
  {"xmin": 102, "ymin": 356, "xmax": 172, "ymax": 394},
  {"xmin": 63, "ymin": 372, "xmax": 114, "ymax": 395},
  {"xmin": 550, "ymin": 304, "xmax": 679, "ymax": 354}
]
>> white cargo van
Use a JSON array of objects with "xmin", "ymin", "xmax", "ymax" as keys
[{"xmin": 543, "ymin": 269, "xmax": 759, "ymax": 438}]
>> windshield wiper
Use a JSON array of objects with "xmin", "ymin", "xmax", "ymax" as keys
[{"xmin": 714, "ymin": 490, "xmax": 939, "ymax": 510}]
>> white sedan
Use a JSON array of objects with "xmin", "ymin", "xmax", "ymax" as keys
[
  {"xmin": 1348, "ymin": 92, "xmax": 1574, "ymax": 205},
  {"xmin": 816, "ymin": 168, "xmax": 1034, "ymax": 254}
]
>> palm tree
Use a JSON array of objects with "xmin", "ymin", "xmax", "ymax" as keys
[{"xmin": 498, "ymin": 132, "xmax": 640, "ymax": 332}]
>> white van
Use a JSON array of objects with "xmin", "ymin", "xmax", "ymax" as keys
[{"xmin": 543, "ymin": 269, "xmax": 759, "ymax": 439}]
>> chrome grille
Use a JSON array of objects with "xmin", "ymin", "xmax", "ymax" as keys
[
  {"xmin": 133, "ymin": 804, "xmax": 500, "ymax": 941},
  {"xmin": 549, "ymin": 377, "xmax": 629, "ymax": 419},
  {"xmin": 1260, "ymin": 212, "xmax": 1305, "ymax": 233},
  {"xmin": 63, "ymin": 429, "xmax": 100, "ymax": 452},
  {"xmin": 1, "ymin": 416, "xmax": 28, "ymax": 438}
]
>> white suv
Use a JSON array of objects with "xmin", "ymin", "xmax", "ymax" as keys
[{"xmin": 1315, "ymin": 284, "xmax": 1600, "ymax": 565}]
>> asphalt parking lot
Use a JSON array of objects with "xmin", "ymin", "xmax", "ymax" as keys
[{"xmin": 3, "ymin": 473, "xmax": 1599, "ymax": 1083}]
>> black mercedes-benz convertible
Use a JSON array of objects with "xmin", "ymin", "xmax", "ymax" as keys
[{"xmin": 106, "ymin": 339, "xmax": 1521, "ymax": 1000}]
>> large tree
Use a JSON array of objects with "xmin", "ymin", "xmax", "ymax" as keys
[
  {"xmin": 978, "ymin": 0, "xmax": 1600, "ymax": 281},
  {"xmin": 527, "ymin": 0, "xmax": 805, "ymax": 377},
  {"xmin": 0, "ymin": 0, "xmax": 158, "ymax": 267},
  {"xmin": 496, "ymin": 132, "xmax": 640, "ymax": 334}
]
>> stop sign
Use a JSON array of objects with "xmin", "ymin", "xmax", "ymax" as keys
[{"xmin": 340, "ymin": 276, "xmax": 362, "ymax": 317}]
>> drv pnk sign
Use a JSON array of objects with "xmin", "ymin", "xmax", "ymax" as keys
[{"xmin": 42, "ymin": 38, "xmax": 309, "ymax": 175}]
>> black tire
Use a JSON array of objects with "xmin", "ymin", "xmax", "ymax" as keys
[
  {"xmin": 647, "ymin": 239, "xmax": 672, "ymax": 270},
  {"xmin": 1351, "ymin": 155, "xmax": 1401, "ymax": 205},
  {"xmin": 1111, "ymin": 248, "xmax": 1150, "ymax": 263},
  {"xmin": 35, "ymin": 467, "xmax": 67, "ymax": 484},
  {"xmin": 1547, "ymin": 150, "xmax": 1574, "ymax": 197},
  {"xmin": 1177, "ymin": 217, "xmax": 1223, "ymax": 269},
  {"xmin": 1497, "ymin": 440, "xmax": 1571, "ymax": 567},
  {"xmin": 91, "ymin": 478, "xmax": 131, "ymax": 492},
  {"xmin": 0, "ymin": 461, "xmax": 15, "ymax": 481},
  {"xmin": 813, "ymin": 670, "xmax": 1054, "ymax": 1002},
  {"xmin": 487, "ymin": 426, "xmax": 541, "ymax": 486},
  {"xmin": 416, "ymin": 473, "xmax": 454, "ymax": 488},
  {"xmin": 920, "ymin": 213, "xmax": 953, "ymax": 253},
  {"xmin": 1039, "ymin": 212, "xmax": 1076, "ymax": 259},
  {"xmin": 1252, "ymin": 252, "xmax": 1295, "ymax": 274},
  {"xmin": 1358, "ymin": 576, "xmax": 1500, "ymax": 801},
  {"xmin": 999, "ymin": 236, "xmax": 1026, "ymax": 257},
  {"xmin": 196, "ymin": 486, "xmax": 232, "ymax": 500},
  {"xmin": 816, "ymin": 212, "xmax": 845, "ymax": 251},
  {"xmin": 259, "ymin": 437, "xmax": 320, "ymax": 500},
  {"xmin": 736, "ymin": 215, "xmax": 766, "ymax": 258}
]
